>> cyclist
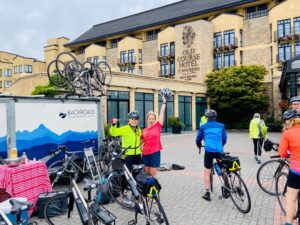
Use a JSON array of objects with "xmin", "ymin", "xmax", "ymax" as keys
[
  {"xmin": 141, "ymin": 91, "xmax": 168, "ymax": 177},
  {"xmin": 199, "ymin": 115, "xmax": 207, "ymax": 127},
  {"xmin": 290, "ymin": 95, "xmax": 300, "ymax": 110},
  {"xmin": 279, "ymin": 109, "xmax": 300, "ymax": 225},
  {"xmin": 110, "ymin": 111, "xmax": 142, "ymax": 172},
  {"xmin": 249, "ymin": 113, "xmax": 267, "ymax": 164},
  {"xmin": 196, "ymin": 109, "xmax": 227, "ymax": 201}
]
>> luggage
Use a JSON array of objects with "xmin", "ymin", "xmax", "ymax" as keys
[{"xmin": 36, "ymin": 192, "xmax": 67, "ymax": 218}]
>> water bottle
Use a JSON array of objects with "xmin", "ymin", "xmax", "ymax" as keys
[
  {"xmin": 22, "ymin": 152, "xmax": 29, "ymax": 164},
  {"xmin": 213, "ymin": 162, "xmax": 222, "ymax": 176}
]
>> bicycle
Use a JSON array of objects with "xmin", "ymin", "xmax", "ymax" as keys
[
  {"xmin": 257, "ymin": 148, "xmax": 290, "ymax": 195},
  {"xmin": 107, "ymin": 146, "xmax": 169, "ymax": 225},
  {"xmin": 275, "ymin": 171, "xmax": 300, "ymax": 224},
  {"xmin": 47, "ymin": 142, "xmax": 101, "ymax": 184},
  {"xmin": 210, "ymin": 152, "xmax": 251, "ymax": 214},
  {"xmin": 0, "ymin": 198, "xmax": 37, "ymax": 225},
  {"xmin": 43, "ymin": 156, "xmax": 116, "ymax": 225}
]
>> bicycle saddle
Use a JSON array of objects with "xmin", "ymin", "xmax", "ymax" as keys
[
  {"xmin": 10, "ymin": 198, "xmax": 32, "ymax": 214},
  {"xmin": 132, "ymin": 164, "xmax": 145, "ymax": 171}
]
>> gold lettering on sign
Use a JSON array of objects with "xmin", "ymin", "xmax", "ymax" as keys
[{"xmin": 178, "ymin": 26, "xmax": 200, "ymax": 81}]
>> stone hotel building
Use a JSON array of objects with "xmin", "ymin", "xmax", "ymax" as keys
[{"xmin": 7, "ymin": 0, "xmax": 300, "ymax": 131}]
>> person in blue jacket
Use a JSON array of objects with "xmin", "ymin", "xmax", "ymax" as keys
[{"xmin": 196, "ymin": 109, "xmax": 227, "ymax": 201}]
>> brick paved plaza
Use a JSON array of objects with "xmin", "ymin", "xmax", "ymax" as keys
[{"xmin": 34, "ymin": 131, "xmax": 292, "ymax": 225}]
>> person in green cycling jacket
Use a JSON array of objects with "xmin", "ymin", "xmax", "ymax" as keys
[{"xmin": 110, "ymin": 111, "xmax": 142, "ymax": 172}]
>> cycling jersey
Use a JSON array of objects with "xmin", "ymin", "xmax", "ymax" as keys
[
  {"xmin": 110, "ymin": 124, "xmax": 142, "ymax": 156},
  {"xmin": 279, "ymin": 124, "xmax": 300, "ymax": 174},
  {"xmin": 196, "ymin": 120, "xmax": 227, "ymax": 153}
]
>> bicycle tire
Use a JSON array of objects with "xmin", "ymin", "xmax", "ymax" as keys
[
  {"xmin": 55, "ymin": 52, "xmax": 77, "ymax": 75},
  {"xmin": 229, "ymin": 172, "xmax": 251, "ymax": 213},
  {"xmin": 48, "ymin": 160, "xmax": 81, "ymax": 184},
  {"xmin": 96, "ymin": 61, "xmax": 112, "ymax": 85},
  {"xmin": 144, "ymin": 196, "xmax": 169, "ymax": 225},
  {"xmin": 107, "ymin": 173, "xmax": 135, "ymax": 211},
  {"xmin": 257, "ymin": 159, "xmax": 289, "ymax": 195},
  {"xmin": 275, "ymin": 172, "xmax": 288, "ymax": 216},
  {"xmin": 64, "ymin": 60, "xmax": 86, "ymax": 89},
  {"xmin": 44, "ymin": 194, "xmax": 69, "ymax": 225},
  {"xmin": 47, "ymin": 60, "xmax": 69, "ymax": 87}
]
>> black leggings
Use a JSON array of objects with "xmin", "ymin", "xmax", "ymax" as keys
[{"xmin": 253, "ymin": 138, "xmax": 263, "ymax": 156}]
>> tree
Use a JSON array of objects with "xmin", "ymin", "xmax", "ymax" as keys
[{"xmin": 205, "ymin": 65, "xmax": 268, "ymax": 128}]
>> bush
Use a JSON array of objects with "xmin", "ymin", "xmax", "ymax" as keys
[
  {"xmin": 167, "ymin": 116, "xmax": 185, "ymax": 128},
  {"xmin": 104, "ymin": 124, "xmax": 111, "ymax": 137}
]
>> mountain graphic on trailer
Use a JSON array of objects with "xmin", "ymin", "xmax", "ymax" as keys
[{"xmin": 16, "ymin": 124, "xmax": 97, "ymax": 151}]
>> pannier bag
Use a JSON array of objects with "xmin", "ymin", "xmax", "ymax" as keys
[
  {"xmin": 134, "ymin": 170, "xmax": 161, "ymax": 197},
  {"xmin": 263, "ymin": 139, "xmax": 278, "ymax": 152},
  {"xmin": 221, "ymin": 155, "xmax": 241, "ymax": 172}
]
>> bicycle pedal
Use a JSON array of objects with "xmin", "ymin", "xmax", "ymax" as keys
[{"xmin": 128, "ymin": 220, "xmax": 137, "ymax": 225}]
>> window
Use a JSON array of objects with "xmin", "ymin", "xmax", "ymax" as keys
[
  {"xmin": 294, "ymin": 17, "xmax": 300, "ymax": 35},
  {"xmin": 224, "ymin": 30, "xmax": 235, "ymax": 46},
  {"xmin": 138, "ymin": 66, "xmax": 142, "ymax": 75},
  {"xmin": 102, "ymin": 56, "xmax": 106, "ymax": 69},
  {"xmin": 224, "ymin": 52, "xmax": 235, "ymax": 67},
  {"xmin": 170, "ymin": 61, "xmax": 175, "ymax": 76},
  {"xmin": 295, "ymin": 43, "xmax": 300, "ymax": 57},
  {"xmin": 4, "ymin": 69, "xmax": 11, "ymax": 77},
  {"xmin": 214, "ymin": 54, "xmax": 222, "ymax": 69},
  {"xmin": 128, "ymin": 67, "xmax": 135, "ymax": 74},
  {"xmin": 146, "ymin": 29, "xmax": 159, "ymax": 41},
  {"xmin": 120, "ymin": 51, "xmax": 126, "ymax": 63},
  {"xmin": 214, "ymin": 32, "xmax": 222, "ymax": 48},
  {"xmin": 19, "ymin": 65, "xmax": 22, "ymax": 73},
  {"xmin": 4, "ymin": 81, "xmax": 11, "ymax": 88},
  {"xmin": 160, "ymin": 62, "xmax": 168, "ymax": 76},
  {"xmin": 14, "ymin": 66, "xmax": 18, "ymax": 74},
  {"xmin": 0, "ymin": 82, "xmax": 2, "ymax": 88},
  {"xmin": 80, "ymin": 47, "xmax": 85, "ymax": 54},
  {"xmin": 111, "ymin": 39, "xmax": 118, "ymax": 48},
  {"xmin": 87, "ymin": 57, "xmax": 92, "ymax": 63},
  {"xmin": 159, "ymin": 95, "xmax": 174, "ymax": 132},
  {"xmin": 98, "ymin": 41, "xmax": 106, "ymax": 47},
  {"xmin": 139, "ymin": 49, "xmax": 142, "ymax": 64},
  {"xmin": 245, "ymin": 4, "xmax": 267, "ymax": 19},
  {"xmin": 107, "ymin": 91, "xmax": 129, "ymax": 126},
  {"xmin": 179, "ymin": 96, "xmax": 192, "ymax": 131},
  {"xmin": 278, "ymin": 43, "xmax": 292, "ymax": 62},
  {"xmin": 240, "ymin": 51, "xmax": 243, "ymax": 65},
  {"xmin": 128, "ymin": 49, "xmax": 135, "ymax": 63},
  {"xmin": 277, "ymin": 19, "xmax": 291, "ymax": 38},
  {"xmin": 239, "ymin": 30, "xmax": 243, "ymax": 47},
  {"xmin": 135, "ymin": 93, "xmax": 154, "ymax": 128},
  {"xmin": 0, "ymin": 69, "xmax": 2, "ymax": 77},
  {"xmin": 94, "ymin": 56, "xmax": 99, "ymax": 66},
  {"xmin": 170, "ymin": 42, "xmax": 175, "ymax": 56},
  {"xmin": 25, "ymin": 65, "xmax": 32, "ymax": 73},
  {"xmin": 120, "ymin": 67, "xmax": 126, "ymax": 72},
  {"xmin": 160, "ymin": 43, "xmax": 168, "ymax": 57},
  {"xmin": 196, "ymin": 97, "xmax": 207, "ymax": 129}
]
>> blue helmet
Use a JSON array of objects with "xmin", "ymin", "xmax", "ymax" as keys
[{"xmin": 290, "ymin": 96, "xmax": 300, "ymax": 103}]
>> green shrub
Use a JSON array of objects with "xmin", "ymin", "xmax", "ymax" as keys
[{"xmin": 167, "ymin": 116, "xmax": 185, "ymax": 128}]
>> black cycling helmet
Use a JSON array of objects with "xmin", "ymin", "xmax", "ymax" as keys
[
  {"xmin": 290, "ymin": 96, "xmax": 300, "ymax": 103},
  {"xmin": 204, "ymin": 109, "xmax": 217, "ymax": 118},
  {"xmin": 128, "ymin": 111, "xmax": 140, "ymax": 120},
  {"xmin": 282, "ymin": 109, "xmax": 300, "ymax": 121}
]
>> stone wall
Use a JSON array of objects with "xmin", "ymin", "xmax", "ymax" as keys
[
  {"xmin": 142, "ymin": 40, "xmax": 158, "ymax": 77},
  {"xmin": 106, "ymin": 48, "xmax": 118, "ymax": 72}
]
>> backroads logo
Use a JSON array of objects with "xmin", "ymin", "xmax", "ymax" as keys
[{"xmin": 59, "ymin": 109, "xmax": 96, "ymax": 119}]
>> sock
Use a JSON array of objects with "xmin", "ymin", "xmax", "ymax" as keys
[{"xmin": 206, "ymin": 189, "xmax": 210, "ymax": 194}]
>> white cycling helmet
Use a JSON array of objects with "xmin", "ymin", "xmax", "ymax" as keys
[{"xmin": 160, "ymin": 87, "xmax": 172, "ymax": 98}]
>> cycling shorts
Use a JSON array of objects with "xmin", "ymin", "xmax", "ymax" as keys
[
  {"xmin": 287, "ymin": 170, "xmax": 300, "ymax": 189},
  {"xmin": 204, "ymin": 151, "xmax": 222, "ymax": 169},
  {"xmin": 142, "ymin": 151, "xmax": 161, "ymax": 168}
]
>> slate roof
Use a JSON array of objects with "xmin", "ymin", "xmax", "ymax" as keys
[{"xmin": 66, "ymin": 0, "xmax": 257, "ymax": 47}]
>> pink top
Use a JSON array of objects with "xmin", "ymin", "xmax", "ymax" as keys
[{"xmin": 142, "ymin": 121, "xmax": 163, "ymax": 155}]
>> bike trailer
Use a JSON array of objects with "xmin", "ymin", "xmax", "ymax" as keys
[
  {"xmin": 221, "ymin": 155, "xmax": 241, "ymax": 172},
  {"xmin": 36, "ymin": 192, "xmax": 67, "ymax": 218},
  {"xmin": 0, "ymin": 197, "xmax": 29, "ymax": 225}
]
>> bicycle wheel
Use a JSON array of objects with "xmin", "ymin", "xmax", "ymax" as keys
[
  {"xmin": 107, "ymin": 172, "xmax": 135, "ymax": 211},
  {"xmin": 257, "ymin": 159, "xmax": 289, "ymax": 195},
  {"xmin": 48, "ymin": 160, "xmax": 81, "ymax": 184},
  {"xmin": 96, "ymin": 61, "xmax": 112, "ymax": 85},
  {"xmin": 228, "ymin": 172, "xmax": 251, "ymax": 213},
  {"xmin": 44, "ymin": 194, "xmax": 69, "ymax": 225},
  {"xmin": 47, "ymin": 60, "xmax": 68, "ymax": 87},
  {"xmin": 275, "ymin": 172, "xmax": 289, "ymax": 216},
  {"xmin": 144, "ymin": 196, "xmax": 169, "ymax": 225}
]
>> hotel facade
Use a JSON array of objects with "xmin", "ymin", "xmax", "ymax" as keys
[{"xmin": 7, "ymin": 0, "xmax": 300, "ymax": 131}]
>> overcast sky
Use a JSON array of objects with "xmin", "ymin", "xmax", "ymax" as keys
[{"xmin": 0, "ymin": 0, "xmax": 180, "ymax": 61}]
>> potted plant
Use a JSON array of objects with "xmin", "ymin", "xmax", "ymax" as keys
[{"xmin": 168, "ymin": 116, "xmax": 185, "ymax": 134}]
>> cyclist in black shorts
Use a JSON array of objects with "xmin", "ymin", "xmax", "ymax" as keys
[{"xmin": 196, "ymin": 109, "xmax": 227, "ymax": 201}]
